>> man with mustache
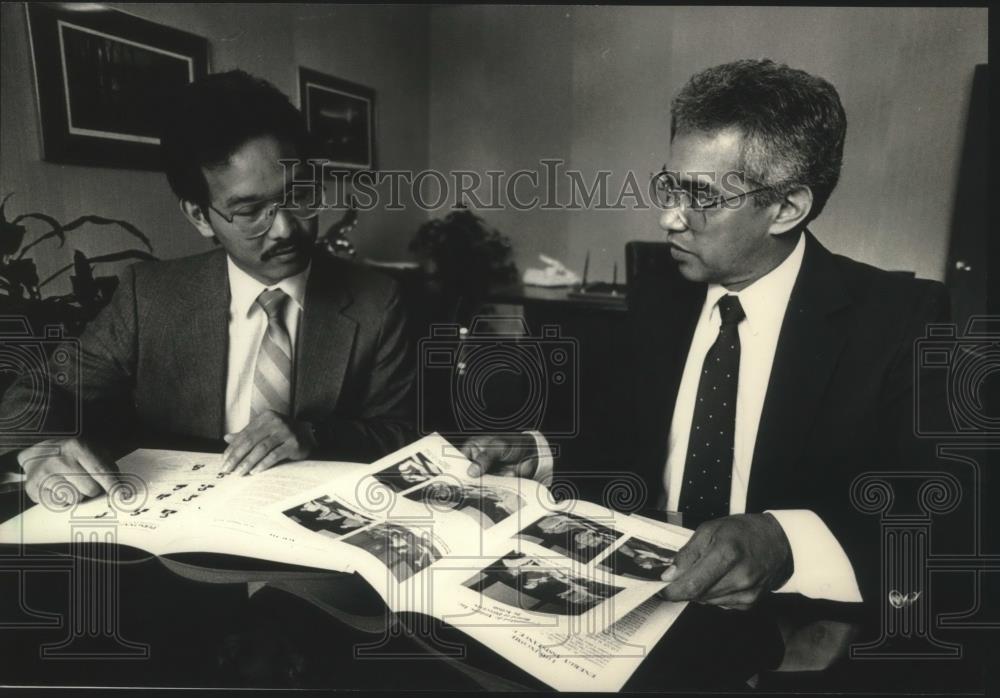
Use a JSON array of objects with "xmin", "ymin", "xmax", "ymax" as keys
[
  {"xmin": 462, "ymin": 59, "xmax": 950, "ymax": 613},
  {"xmin": 3, "ymin": 70, "xmax": 416, "ymax": 503}
]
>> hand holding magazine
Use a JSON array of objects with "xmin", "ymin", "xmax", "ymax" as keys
[{"xmin": 0, "ymin": 434, "xmax": 693, "ymax": 690}]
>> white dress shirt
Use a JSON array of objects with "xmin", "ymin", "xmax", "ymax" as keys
[
  {"xmin": 224, "ymin": 257, "xmax": 310, "ymax": 434},
  {"xmin": 527, "ymin": 430, "xmax": 554, "ymax": 486},
  {"xmin": 663, "ymin": 233, "xmax": 862, "ymax": 602}
]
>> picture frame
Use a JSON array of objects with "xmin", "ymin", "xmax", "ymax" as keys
[
  {"xmin": 25, "ymin": 2, "xmax": 209, "ymax": 170},
  {"xmin": 299, "ymin": 66, "xmax": 376, "ymax": 171}
]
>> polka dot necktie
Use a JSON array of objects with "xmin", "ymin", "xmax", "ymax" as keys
[
  {"xmin": 678, "ymin": 294, "xmax": 745, "ymax": 522},
  {"xmin": 250, "ymin": 288, "xmax": 293, "ymax": 418}
]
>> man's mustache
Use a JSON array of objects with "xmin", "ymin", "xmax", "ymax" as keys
[{"xmin": 260, "ymin": 239, "xmax": 308, "ymax": 261}]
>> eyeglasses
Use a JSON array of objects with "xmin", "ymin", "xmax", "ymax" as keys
[
  {"xmin": 208, "ymin": 194, "xmax": 321, "ymax": 239},
  {"xmin": 650, "ymin": 169, "xmax": 773, "ymax": 228}
]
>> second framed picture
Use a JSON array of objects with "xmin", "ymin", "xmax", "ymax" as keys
[{"xmin": 299, "ymin": 67, "xmax": 376, "ymax": 171}]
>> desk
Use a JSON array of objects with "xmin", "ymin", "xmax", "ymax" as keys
[
  {"xmin": 0, "ymin": 489, "xmax": 992, "ymax": 692},
  {"xmin": 487, "ymin": 283, "xmax": 627, "ymax": 312},
  {"xmin": 0, "ymin": 542, "xmax": 780, "ymax": 691}
]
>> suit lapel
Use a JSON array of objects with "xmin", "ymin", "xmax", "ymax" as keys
[
  {"xmin": 746, "ymin": 233, "xmax": 852, "ymax": 509},
  {"xmin": 633, "ymin": 272, "xmax": 705, "ymax": 495},
  {"xmin": 656, "ymin": 283, "xmax": 705, "ymax": 428},
  {"xmin": 293, "ymin": 257, "xmax": 358, "ymax": 418},
  {"xmin": 174, "ymin": 250, "xmax": 229, "ymax": 436}
]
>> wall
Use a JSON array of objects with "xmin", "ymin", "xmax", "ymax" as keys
[
  {"xmin": 0, "ymin": 2, "xmax": 429, "ymax": 294},
  {"xmin": 428, "ymin": 6, "xmax": 988, "ymax": 282},
  {"xmin": 2, "ymin": 5, "xmax": 988, "ymax": 293},
  {"xmin": 428, "ymin": 6, "xmax": 577, "ymax": 273}
]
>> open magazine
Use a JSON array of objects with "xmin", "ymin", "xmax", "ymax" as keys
[
  {"xmin": 0, "ymin": 434, "xmax": 692, "ymax": 691},
  {"xmin": 0, "ymin": 448, "xmax": 372, "ymax": 569}
]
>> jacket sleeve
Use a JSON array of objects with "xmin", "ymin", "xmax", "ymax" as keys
[
  {"xmin": 0, "ymin": 265, "xmax": 139, "ymax": 463},
  {"xmin": 815, "ymin": 280, "xmax": 952, "ymax": 604}
]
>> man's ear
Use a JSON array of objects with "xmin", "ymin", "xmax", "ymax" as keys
[
  {"xmin": 179, "ymin": 199, "xmax": 216, "ymax": 240},
  {"xmin": 768, "ymin": 185, "xmax": 813, "ymax": 236}
]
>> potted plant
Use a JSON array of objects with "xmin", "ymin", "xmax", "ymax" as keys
[
  {"xmin": 409, "ymin": 206, "xmax": 517, "ymax": 321},
  {"xmin": 1, "ymin": 193, "xmax": 156, "ymax": 336}
]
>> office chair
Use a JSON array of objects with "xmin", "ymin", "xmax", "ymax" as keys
[{"xmin": 625, "ymin": 240, "xmax": 679, "ymax": 307}]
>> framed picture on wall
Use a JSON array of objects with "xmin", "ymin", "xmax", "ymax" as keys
[
  {"xmin": 25, "ymin": 3, "xmax": 209, "ymax": 170},
  {"xmin": 299, "ymin": 67, "xmax": 376, "ymax": 171}
]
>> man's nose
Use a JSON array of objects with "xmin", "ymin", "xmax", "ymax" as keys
[
  {"xmin": 267, "ymin": 209, "xmax": 296, "ymax": 240},
  {"xmin": 658, "ymin": 206, "xmax": 688, "ymax": 232}
]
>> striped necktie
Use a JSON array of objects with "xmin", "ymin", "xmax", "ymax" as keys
[{"xmin": 251, "ymin": 288, "xmax": 293, "ymax": 418}]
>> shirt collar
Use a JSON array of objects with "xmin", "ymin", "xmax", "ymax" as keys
[
  {"xmin": 704, "ymin": 232, "xmax": 806, "ymax": 336},
  {"xmin": 226, "ymin": 256, "xmax": 310, "ymax": 319}
]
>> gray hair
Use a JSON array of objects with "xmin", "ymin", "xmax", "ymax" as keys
[{"xmin": 670, "ymin": 58, "xmax": 847, "ymax": 222}]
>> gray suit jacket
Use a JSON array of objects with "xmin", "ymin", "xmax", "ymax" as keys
[{"xmin": 2, "ymin": 248, "xmax": 417, "ymax": 462}]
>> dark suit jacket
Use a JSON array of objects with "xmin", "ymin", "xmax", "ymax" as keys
[
  {"xmin": 1, "ymin": 248, "xmax": 417, "ymax": 463},
  {"xmin": 627, "ymin": 232, "xmax": 950, "ymax": 602}
]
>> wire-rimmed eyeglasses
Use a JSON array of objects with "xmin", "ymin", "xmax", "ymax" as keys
[
  {"xmin": 650, "ymin": 169, "xmax": 773, "ymax": 228},
  {"xmin": 208, "ymin": 196, "xmax": 321, "ymax": 239}
]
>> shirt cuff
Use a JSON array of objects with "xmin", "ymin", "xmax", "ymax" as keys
[
  {"xmin": 766, "ymin": 509, "xmax": 863, "ymax": 603},
  {"xmin": 524, "ymin": 430, "xmax": 553, "ymax": 486}
]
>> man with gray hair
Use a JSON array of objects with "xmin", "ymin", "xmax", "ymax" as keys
[{"xmin": 464, "ymin": 58, "xmax": 949, "ymax": 612}]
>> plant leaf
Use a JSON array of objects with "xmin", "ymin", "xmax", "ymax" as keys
[
  {"xmin": 73, "ymin": 249, "xmax": 92, "ymax": 280},
  {"xmin": 70, "ymin": 250, "xmax": 95, "ymax": 303},
  {"xmin": 0, "ymin": 193, "xmax": 27, "ymax": 257},
  {"xmin": 0, "ymin": 220, "xmax": 26, "ymax": 258},
  {"xmin": 63, "ymin": 215, "xmax": 153, "ymax": 251},
  {"xmin": 86, "ymin": 275, "xmax": 121, "ymax": 312},
  {"xmin": 12, "ymin": 212, "xmax": 66, "ymax": 254},
  {"xmin": 38, "ymin": 249, "xmax": 156, "ymax": 289},
  {"xmin": 20, "ymin": 214, "xmax": 151, "ymax": 258},
  {"xmin": 85, "ymin": 249, "xmax": 158, "ymax": 265},
  {"xmin": 0, "ymin": 258, "xmax": 39, "ymax": 299}
]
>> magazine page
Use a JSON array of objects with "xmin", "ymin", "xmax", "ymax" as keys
[
  {"xmin": 590, "ymin": 514, "xmax": 692, "ymax": 583},
  {"xmin": 0, "ymin": 449, "xmax": 365, "ymax": 573},
  {"xmin": 412, "ymin": 542, "xmax": 666, "ymax": 628},
  {"xmin": 266, "ymin": 435, "xmax": 490, "ymax": 600},
  {"xmin": 452, "ymin": 595, "xmax": 686, "ymax": 692},
  {"xmin": 269, "ymin": 434, "xmax": 596, "ymax": 606},
  {"xmin": 269, "ymin": 436, "xmax": 686, "ymax": 635},
  {"xmin": 269, "ymin": 435, "xmax": 521, "ymax": 552},
  {"xmin": 0, "ymin": 449, "xmax": 232, "ymax": 550},
  {"xmin": 441, "ymin": 500, "xmax": 685, "ymax": 620},
  {"xmin": 411, "ymin": 513, "xmax": 693, "ymax": 691},
  {"xmin": 400, "ymin": 502, "xmax": 686, "ymax": 634},
  {"xmin": 155, "ymin": 458, "xmax": 373, "ymax": 571}
]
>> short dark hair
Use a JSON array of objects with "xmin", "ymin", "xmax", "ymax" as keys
[
  {"xmin": 159, "ymin": 70, "xmax": 311, "ymax": 206},
  {"xmin": 670, "ymin": 58, "xmax": 847, "ymax": 222}
]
